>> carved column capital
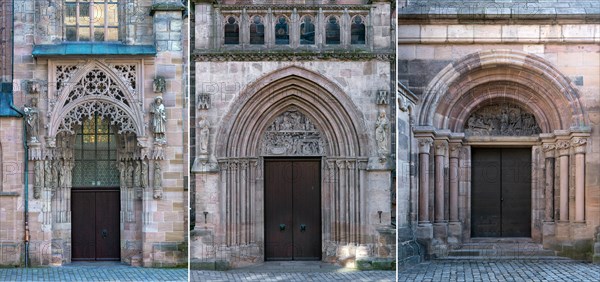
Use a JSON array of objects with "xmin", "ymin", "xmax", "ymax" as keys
[
  {"xmin": 449, "ymin": 143, "xmax": 461, "ymax": 159},
  {"xmin": 556, "ymin": 140, "xmax": 570, "ymax": 156},
  {"xmin": 417, "ymin": 138, "xmax": 433, "ymax": 154},
  {"xmin": 542, "ymin": 143, "xmax": 556, "ymax": 159},
  {"xmin": 571, "ymin": 138, "xmax": 588, "ymax": 154},
  {"xmin": 434, "ymin": 141, "xmax": 447, "ymax": 156}
]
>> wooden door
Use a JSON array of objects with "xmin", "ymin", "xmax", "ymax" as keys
[
  {"xmin": 265, "ymin": 159, "xmax": 321, "ymax": 261},
  {"xmin": 471, "ymin": 148, "xmax": 531, "ymax": 237},
  {"xmin": 72, "ymin": 188, "xmax": 120, "ymax": 261}
]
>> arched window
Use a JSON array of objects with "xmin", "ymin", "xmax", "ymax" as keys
[
  {"xmin": 325, "ymin": 16, "xmax": 340, "ymax": 45},
  {"xmin": 249, "ymin": 16, "xmax": 265, "ymax": 45},
  {"xmin": 224, "ymin": 16, "xmax": 239, "ymax": 45},
  {"xmin": 351, "ymin": 16, "xmax": 366, "ymax": 45},
  {"xmin": 275, "ymin": 16, "xmax": 289, "ymax": 45},
  {"xmin": 72, "ymin": 114, "xmax": 119, "ymax": 187},
  {"xmin": 300, "ymin": 16, "xmax": 315, "ymax": 45},
  {"xmin": 64, "ymin": 0, "xmax": 119, "ymax": 41}
]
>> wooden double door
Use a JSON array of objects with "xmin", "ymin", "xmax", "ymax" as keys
[
  {"xmin": 71, "ymin": 188, "xmax": 120, "ymax": 261},
  {"xmin": 264, "ymin": 159, "xmax": 321, "ymax": 260},
  {"xmin": 471, "ymin": 148, "xmax": 532, "ymax": 237}
]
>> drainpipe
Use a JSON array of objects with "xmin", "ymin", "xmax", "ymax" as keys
[{"xmin": 9, "ymin": 0, "xmax": 30, "ymax": 268}]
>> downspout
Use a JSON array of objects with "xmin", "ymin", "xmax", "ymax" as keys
[{"xmin": 9, "ymin": 0, "xmax": 30, "ymax": 268}]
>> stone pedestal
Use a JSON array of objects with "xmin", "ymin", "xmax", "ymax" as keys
[
  {"xmin": 448, "ymin": 222, "xmax": 462, "ymax": 246},
  {"xmin": 556, "ymin": 221, "xmax": 570, "ymax": 239},
  {"xmin": 542, "ymin": 221, "xmax": 556, "ymax": 248},
  {"xmin": 191, "ymin": 154, "xmax": 219, "ymax": 173}
]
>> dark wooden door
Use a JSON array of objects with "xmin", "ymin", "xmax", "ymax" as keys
[
  {"xmin": 72, "ymin": 188, "xmax": 120, "ymax": 261},
  {"xmin": 265, "ymin": 159, "xmax": 321, "ymax": 261},
  {"xmin": 472, "ymin": 148, "xmax": 531, "ymax": 237}
]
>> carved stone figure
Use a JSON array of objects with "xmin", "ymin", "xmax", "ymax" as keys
[
  {"xmin": 133, "ymin": 161, "xmax": 141, "ymax": 187},
  {"xmin": 34, "ymin": 161, "xmax": 43, "ymax": 199},
  {"xmin": 375, "ymin": 110, "xmax": 389, "ymax": 157},
  {"xmin": 153, "ymin": 162, "xmax": 163, "ymax": 199},
  {"xmin": 377, "ymin": 90, "xmax": 389, "ymax": 105},
  {"xmin": 141, "ymin": 160, "xmax": 148, "ymax": 188},
  {"xmin": 464, "ymin": 103, "xmax": 541, "ymax": 136},
  {"xmin": 44, "ymin": 160, "xmax": 53, "ymax": 189},
  {"xmin": 119, "ymin": 161, "xmax": 127, "ymax": 187},
  {"xmin": 23, "ymin": 98, "xmax": 40, "ymax": 142},
  {"xmin": 126, "ymin": 162, "xmax": 135, "ymax": 188},
  {"xmin": 150, "ymin": 96, "xmax": 167, "ymax": 142},
  {"xmin": 199, "ymin": 117, "xmax": 210, "ymax": 154},
  {"xmin": 153, "ymin": 77, "xmax": 166, "ymax": 93},
  {"xmin": 198, "ymin": 94, "xmax": 210, "ymax": 110},
  {"xmin": 261, "ymin": 109, "xmax": 326, "ymax": 156}
]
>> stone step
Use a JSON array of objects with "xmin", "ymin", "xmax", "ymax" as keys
[{"xmin": 447, "ymin": 248, "xmax": 557, "ymax": 257}]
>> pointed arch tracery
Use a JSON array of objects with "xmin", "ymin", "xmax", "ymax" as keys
[{"xmin": 48, "ymin": 60, "xmax": 145, "ymax": 138}]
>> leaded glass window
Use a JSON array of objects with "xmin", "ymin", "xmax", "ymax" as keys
[
  {"xmin": 224, "ymin": 16, "xmax": 240, "ymax": 45},
  {"xmin": 351, "ymin": 16, "xmax": 366, "ymax": 45},
  {"xmin": 300, "ymin": 16, "xmax": 315, "ymax": 45},
  {"xmin": 72, "ymin": 114, "xmax": 119, "ymax": 187},
  {"xmin": 325, "ymin": 16, "xmax": 340, "ymax": 45},
  {"xmin": 65, "ymin": 0, "xmax": 119, "ymax": 42},
  {"xmin": 249, "ymin": 16, "xmax": 265, "ymax": 45},
  {"xmin": 275, "ymin": 16, "xmax": 289, "ymax": 45}
]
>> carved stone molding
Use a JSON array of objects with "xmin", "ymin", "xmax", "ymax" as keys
[
  {"xmin": 464, "ymin": 103, "xmax": 541, "ymax": 136},
  {"xmin": 556, "ymin": 140, "xmax": 571, "ymax": 156},
  {"xmin": 261, "ymin": 109, "xmax": 327, "ymax": 156},
  {"xmin": 57, "ymin": 100, "xmax": 137, "ymax": 135},
  {"xmin": 434, "ymin": 141, "xmax": 448, "ymax": 156},
  {"xmin": 198, "ymin": 94, "xmax": 211, "ymax": 110},
  {"xmin": 542, "ymin": 143, "xmax": 556, "ymax": 158},
  {"xmin": 449, "ymin": 143, "xmax": 461, "ymax": 159},
  {"xmin": 417, "ymin": 138, "xmax": 433, "ymax": 154},
  {"xmin": 194, "ymin": 51, "xmax": 394, "ymax": 62},
  {"xmin": 571, "ymin": 138, "xmax": 588, "ymax": 154}
]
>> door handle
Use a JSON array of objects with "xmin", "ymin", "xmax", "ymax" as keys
[
  {"xmin": 279, "ymin": 224, "xmax": 286, "ymax": 231},
  {"xmin": 101, "ymin": 229, "xmax": 108, "ymax": 238},
  {"xmin": 300, "ymin": 224, "xmax": 306, "ymax": 232}
]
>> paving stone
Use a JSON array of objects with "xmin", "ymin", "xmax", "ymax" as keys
[
  {"xmin": 397, "ymin": 259, "xmax": 600, "ymax": 282},
  {"xmin": 0, "ymin": 262, "xmax": 187, "ymax": 282}
]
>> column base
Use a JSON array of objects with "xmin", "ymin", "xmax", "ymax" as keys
[
  {"xmin": 542, "ymin": 221, "xmax": 556, "ymax": 248},
  {"xmin": 448, "ymin": 221, "xmax": 463, "ymax": 247}
]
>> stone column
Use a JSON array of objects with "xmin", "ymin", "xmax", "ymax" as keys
[
  {"xmin": 448, "ymin": 143, "xmax": 460, "ymax": 222},
  {"xmin": 557, "ymin": 140, "xmax": 570, "ymax": 222},
  {"xmin": 418, "ymin": 138, "xmax": 432, "ymax": 223},
  {"xmin": 542, "ymin": 143, "xmax": 556, "ymax": 222},
  {"xmin": 572, "ymin": 138, "xmax": 587, "ymax": 222},
  {"xmin": 434, "ymin": 141, "xmax": 447, "ymax": 223}
]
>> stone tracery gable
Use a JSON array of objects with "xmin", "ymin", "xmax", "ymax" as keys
[
  {"xmin": 261, "ymin": 109, "xmax": 327, "ymax": 156},
  {"xmin": 48, "ymin": 61, "xmax": 145, "ymax": 137},
  {"xmin": 57, "ymin": 101, "xmax": 137, "ymax": 135},
  {"xmin": 464, "ymin": 103, "xmax": 541, "ymax": 136},
  {"xmin": 63, "ymin": 68, "xmax": 130, "ymax": 107}
]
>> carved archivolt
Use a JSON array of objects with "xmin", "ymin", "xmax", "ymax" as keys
[
  {"xmin": 261, "ymin": 109, "xmax": 327, "ymax": 156},
  {"xmin": 464, "ymin": 103, "xmax": 541, "ymax": 136}
]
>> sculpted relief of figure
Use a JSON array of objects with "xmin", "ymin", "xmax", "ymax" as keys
[
  {"xmin": 153, "ymin": 162, "xmax": 163, "ymax": 199},
  {"xmin": 23, "ymin": 98, "xmax": 40, "ymax": 142},
  {"xmin": 375, "ymin": 110, "xmax": 389, "ymax": 157},
  {"xmin": 198, "ymin": 117, "xmax": 210, "ymax": 154},
  {"xmin": 153, "ymin": 77, "xmax": 166, "ymax": 93},
  {"xmin": 262, "ymin": 109, "xmax": 326, "ymax": 156},
  {"xmin": 465, "ymin": 103, "xmax": 541, "ymax": 136},
  {"xmin": 151, "ymin": 96, "xmax": 167, "ymax": 143}
]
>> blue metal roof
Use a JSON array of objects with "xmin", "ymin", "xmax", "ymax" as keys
[
  {"xmin": 0, "ymin": 83, "xmax": 23, "ymax": 117},
  {"xmin": 32, "ymin": 43, "xmax": 157, "ymax": 57}
]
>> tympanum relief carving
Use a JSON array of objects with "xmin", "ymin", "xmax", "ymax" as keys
[
  {"xmin": 261, "ymin": 109, "xmax": 327, "ymax": 156},
  {"xmin": 464, "ymin": 103, "xmax": 541, "ymax": 136}
]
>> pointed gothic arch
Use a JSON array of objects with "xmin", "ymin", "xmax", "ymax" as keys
[{"xmin": 47, "ymin": 60, "xmax": 145, "ymax": 138}]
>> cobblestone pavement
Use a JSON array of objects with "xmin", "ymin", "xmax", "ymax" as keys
[
  {"xmin": 191, "ymin": 261, "xmax": 395, "ymax": 281},
  {"xmin": 398, "ymin": 259, "xmax": 600, "ymax": 282},
  {"xmin": 0, "ymin": 262, "xmax": 187, "ymax": 281}
]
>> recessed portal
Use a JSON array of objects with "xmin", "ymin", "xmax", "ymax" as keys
[
  {"xmin": 71, "ymin": 115, "xmax": 120, "ymax": 261},
  {"xmin": 264, "ymin": 158, "xmax": 321, "ymax": 261},
  {"xmin": 471, "ymin": 148, "xmax": 532, "ymax": 237}
]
